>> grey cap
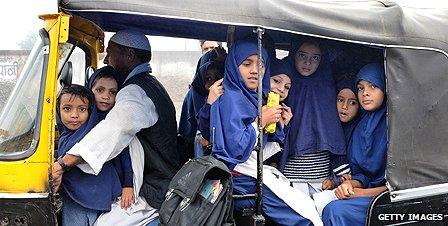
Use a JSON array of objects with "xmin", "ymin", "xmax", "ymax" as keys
[{"xmin": 110, "ymin": 29, "xmax": 151, "ymax": 51}]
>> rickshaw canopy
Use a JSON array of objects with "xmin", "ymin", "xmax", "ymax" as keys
[{"xmin": 59, "ymin": 0, "xmax": 448, "ymax": 195}]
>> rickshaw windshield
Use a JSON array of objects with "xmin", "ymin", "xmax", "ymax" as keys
[{"xmin": 0, "ymin": 31, "xmax": 47, "ymax": 159}]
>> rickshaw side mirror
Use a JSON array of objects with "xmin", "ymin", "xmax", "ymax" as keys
[
  {"xmin": 59, "ymin": 61, "xmax": 73, "ymax": 87},
  {"xmin": 85, "ymin": 66, "xmax": 95, "ymax": 86}
]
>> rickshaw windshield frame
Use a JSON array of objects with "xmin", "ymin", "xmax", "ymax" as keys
[{"xmin": 0, "ymin": 29, "xmax": 49, "ymax": 160}]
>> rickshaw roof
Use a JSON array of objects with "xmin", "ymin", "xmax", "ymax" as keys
[
  {"xmin": 59, "ymin": 0, "xmax": 448, "ymax": 53},
  {"xmin": 59, "ymin": 0, "xmax": 448, "ymax": 195}
]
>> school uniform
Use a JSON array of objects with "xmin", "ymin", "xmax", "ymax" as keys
[
  {"xmin": 322, "ymin": 63, "xmax": 388, "ymax": 226},
  {"xmin": 182, "ymin": 50, "xmax": 225, "ymax": 157},
  {"xmin": 56, "ymin": 86, "xmax": 122, "ymax": 226},
  {"xmin": 280, "ymin": 42, "xmax": 346, "ymax": 195},
  {"xmin": 88, "ymin": 66, "xmax": 135, "ymax": 192},
  {"xmin": 210, "ymin": 40, "xmax": 322, "ymax": 226},
  {"xmin": 331, "ymin": 77, "xmax": 361, "ymax": 183},
  {"xmin": 179, "ymin": 50, "xmax": 215, "ymax": 140}
]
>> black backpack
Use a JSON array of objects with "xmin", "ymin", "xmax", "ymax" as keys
[{"xmin": 159, "ymin": 155, "xmax": 235, "ymax": 226}]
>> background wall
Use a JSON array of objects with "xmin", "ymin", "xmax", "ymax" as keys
[{"xmin": 0, "ymin": 50, "xmax": 203, "ymax": 122}]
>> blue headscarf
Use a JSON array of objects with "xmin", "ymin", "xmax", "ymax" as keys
[
  {"xmin": 179, "ymin": 50, "xmax": 225, "ymax": 139},
  {"xmin": 336, "ymin": 76, "xmax": 361, "ymax": 143},
  {"xmin": 56, "ymin": 85, "xmax": 121, "ymax": 211},
  {"xmin": 56, "ymin": 85, "xmax": 98, "ymax": 158},
  {"xmin": 280, "ymin": 41, "xmax": 346, "ymax": 171},
  {"xmin": 88, "ymin": 66, "xmax": 134, "ymax": 187},
  {"xmin": 191, "ymin": 50, "xmax": 217, "ymax": 98},
  {"xmin": 349, "ymin": 63, "xmax": 387, "ymax": 188},
  {"xmin": 267, "ymin": 59, "xmax": 295, "ymax": 145},
  {"xmin": 270, "ymin": 59, "xmax": 294, "ymax": 99},
  {"xmin": 210, "ymin": 40, "xmax": 270, "ymax": 170},
  {"xmin": 270, "ymin": 59, "xmax": 294, "ymax": 84},
  {"xmin": 191, "ymin": 51, "xmax": 225, "ymax": 124},
  {"xmin": 87, "ymin": 66, "xmax": 122, "ymax": 120}
]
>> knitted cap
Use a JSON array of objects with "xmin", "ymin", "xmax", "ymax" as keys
[{"xmin": 110, "ymin": 29, "xmax": 151, "ymax": 51}]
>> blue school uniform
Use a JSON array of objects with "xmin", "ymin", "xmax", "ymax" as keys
[
  {"xmin": 179, "ymin": 50, "xmax": 220, "ymax": 140},
  {"xmin": 210, "ymin": 40, "xmax": 270, "ymax": 170},
  {"xmin": 88, "ymin": 66, "xmax": 134, "ymax": 189},
  {"xmin": 336, "ymin": 77, "xmax": 361, "ymax": 145},
  {"xmin": 178, "ymin": 89, "xmax": 196, "ymax": 139},
  {"xmin": 280, "ymin": 42, "xmax": 346, "ymax": 176},
  {"xmin": 210, "ymin": 40, "xmax": 311, "ymax": 225},
  {"xmin": 331, "ymin": 77, "xmax": 361, "ymax": 183},
  {"xmin": 323, "ymin": 63, "xmax": 387, "ymax": 225},
  {"xmin": 180, "ymin": 51, "xmax": 225, "ymax": 157},
  {"xmin": 268, "ymin": 59, "xmax": 295, "ymax": 145},
  {"xmin": 279, "ymin": 42, "xmax": 346, "ymax": 189},
  {"xmin": 56, "ymin": 87, "xmax": 122, "ymax": 215}
]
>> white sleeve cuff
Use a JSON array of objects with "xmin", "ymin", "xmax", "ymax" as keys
[{"xmin": 68, "ymin": 142, "xmax": 102, "ymax": 175}]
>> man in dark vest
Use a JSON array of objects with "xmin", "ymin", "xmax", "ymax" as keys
[{"xmin": 52, "ymin": 30, "xmax": 181, "ymax": 225}]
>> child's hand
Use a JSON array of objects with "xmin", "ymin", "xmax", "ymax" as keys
[
  {"xmin": 340, "ymin": 173, "xmax": 352, "ymax": 183},
  {"xmin": 207, "ymin": 78, "xmax": 224, "ymax": 104},
  {"xmin": 280, "ymin": 103, "xmax": 293, "ymax": 127},
  {"xmin": 321, "ymin": 178, "xmax": 337, "ymax": 190},
  {"xmin": 261, "ymin": 105, "xmax": 282, "ymax": 128},
  {"xmin": 199, "ymin": 135, "xmax": 210, "ymax": 147},
  {"xmin": 335, "ymin": 180, "xmax": 355, "ymax": 199},
  {"xmin": 52, "ymin": 162, "xmax": 64, "ymax": 192},
  {"xmin": 120, "ymin": 187, "xmax": 135, "ymax": 210}
]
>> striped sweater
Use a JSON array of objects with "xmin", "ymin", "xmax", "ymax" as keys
[{"xmin": 283, "ymin": 151, "xmax": 350, "ymax": 183}]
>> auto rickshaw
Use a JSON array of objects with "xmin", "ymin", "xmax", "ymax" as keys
[{"xmin": 0, "ymin": 0, "xmax": 447, "ymax": 225}]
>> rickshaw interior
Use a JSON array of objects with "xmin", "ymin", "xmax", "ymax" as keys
[{"xmin": 54, "ymin": 14, "xmax": 386, "ymax": 225}]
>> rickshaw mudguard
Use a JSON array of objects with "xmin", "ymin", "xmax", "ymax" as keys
[
  {"xmin": 0, "ymin": 195, "xmax": 57, "ymax": 226},
  {"xmin": 367, "ymin": 191, "xmax": 448, "ymax": 225}
]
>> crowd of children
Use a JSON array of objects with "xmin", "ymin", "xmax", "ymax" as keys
[{"xmin": 56, "ymin": 33, "xmax": 387, "ymax": 226}]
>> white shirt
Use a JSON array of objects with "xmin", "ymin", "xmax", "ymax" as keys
[{"xmin": 67, "ymin": 84, "xmax": 158, "ymax": 175}]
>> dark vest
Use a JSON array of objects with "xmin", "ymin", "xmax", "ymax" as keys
[{"xmin": 124, "ymin": 72, "xmax": 181, "ymax": 209}]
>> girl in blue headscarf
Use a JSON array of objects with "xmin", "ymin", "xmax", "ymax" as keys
[
  {"xmin": 321, "ymin": 75, "xmax": 361, "ymax": 190},
  {"xmin": 87, "ymin": 66, "xmax": 135, "ymax": 210},
  {"xmin": 178, "ymin": 48, "xmax": 226, "ymax": 157},
  {"xmin": 280, "ymin": 39, "xmax": 346, "ymax": 196},
  {"xmin": 322, "ymin": 63, "xmax": 388, "ymax": 226},
  {"xmin": 56, "ymin": 84, "xmax": 122, "ymax": 226},
  {"xmin": 91, "ymin": 66, "xmax": 159, "ymax": 226},
  {"xmin": 210, "ymin": 40, "xmax": 322, "ymax": 226}
]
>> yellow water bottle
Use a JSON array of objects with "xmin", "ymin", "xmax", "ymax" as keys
[{"xmin": 265, "ymin": 91, "xmax": 280, "ymax": 133}]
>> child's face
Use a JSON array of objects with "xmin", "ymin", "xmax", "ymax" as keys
[
  {"xmin": 59, "ymin": 94, "xmax": 89, "ymax": 131},
  {"xmin": 204, "ymin": 68, "xmax": 223, "ymax": 90},
  {"xmin": 337, "ymin": 88, "xmax": 359, "ymax": 123},
  {"xmin": 294, "ymin": 43, "xmax": 321, "ymax": 76},
  {"xmin": 239, "ymin": 54, "xmax": 266, "ymax": 91},
  {"xmin": 357, "ymin": 80, "xmax": 384, "ymax": 111},
  {"xmin": 92, "ymin": 77, "xmax": 118, "ymax": 111},
  {"xmin": 270, "ymin": 74, "xmax": 291, "ymax": 101}
]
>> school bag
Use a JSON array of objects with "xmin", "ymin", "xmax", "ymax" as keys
[{"xmin": 159, "ymin": 155, "xmax": 235, "ymax": 226}]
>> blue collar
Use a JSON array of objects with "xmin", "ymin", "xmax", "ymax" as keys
[{"xmin": 124, "ymin": 63, "xmax": 152, "ymax": 82}]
